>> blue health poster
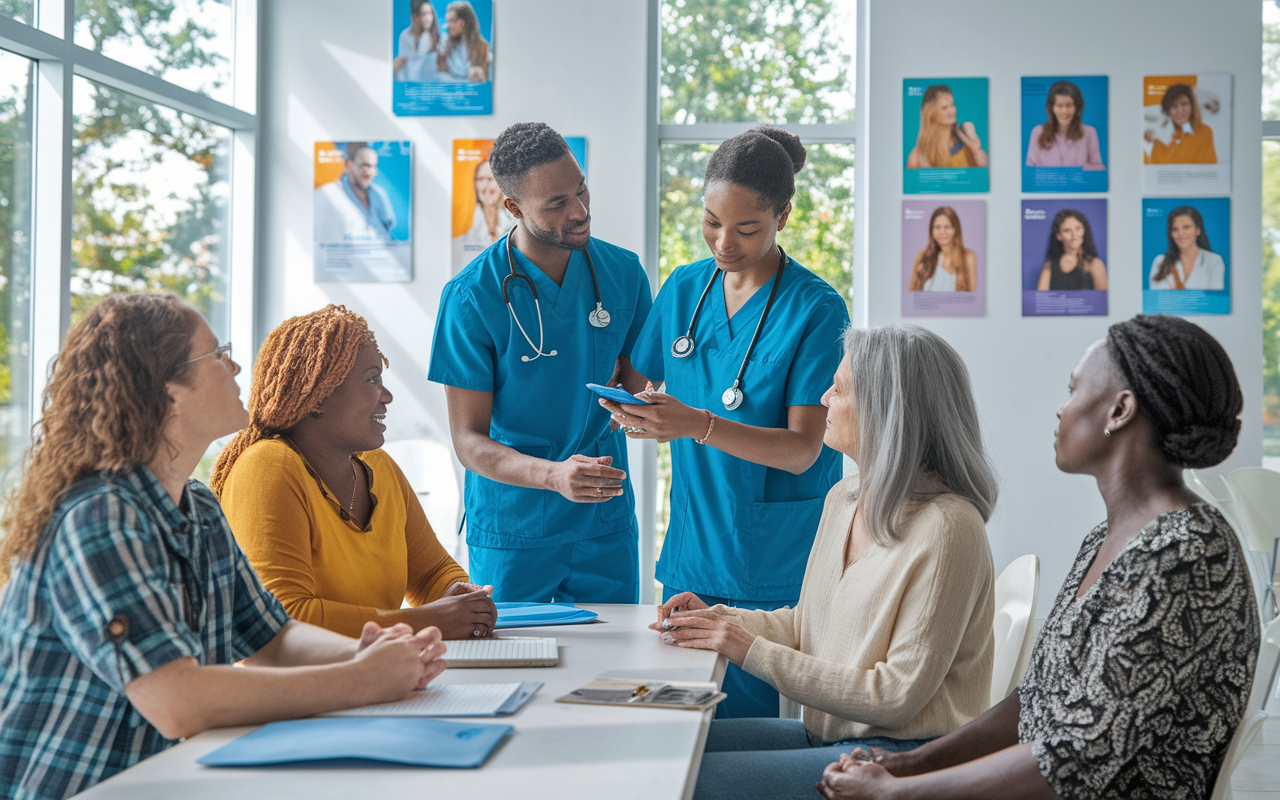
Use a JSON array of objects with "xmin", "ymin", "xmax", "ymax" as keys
[
  {"xmin": 1021, "ymin": 76, "xmax": 1108, "ymax": 193},
  {"xmin": 393, "ymin": 0, "xmax": 494, "ymax": 116},
  {"xmin": 1141, "ymin": 197, "xmax": 1230, "ymax": 315},
  {"xmin": 903, "ymin": 77, "xmax": 989, "ymax": 194}
]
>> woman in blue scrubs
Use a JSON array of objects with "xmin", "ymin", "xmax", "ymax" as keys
[{"xmin": 601, "ymin": 126, "xmax": 849, "ymax": 718}]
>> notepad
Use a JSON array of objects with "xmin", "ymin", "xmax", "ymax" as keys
[
  {"xmin": 445, "ymin": 636, "xmax": 558, "ymax": 667},
  {"xmin": 198, "ymin": 717, "xmax": 512, "ymax": 768},
  {"xmin": 494, "ymin": 602, "xmax": 599, "ymax": 629},
  {"xmin": 321, "ymin": 681, "xmax": 541, "ymax": 717}
]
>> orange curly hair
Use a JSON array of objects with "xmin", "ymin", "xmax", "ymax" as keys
[
  {"xmin": 210, "ymin": 305, "xmax": 386, "ymax": 497},
  {"xmin": 0, "ymin": 292, "xmax": 200, "ymax": 584}
]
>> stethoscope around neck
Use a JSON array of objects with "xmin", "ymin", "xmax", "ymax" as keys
[
  {"xmin": 671, "ymin": 246, "xmax": 786, "ymax": 411},
  {"xmin": 502, "ymin": 226, "xmax": 610, "ymax": 362}
]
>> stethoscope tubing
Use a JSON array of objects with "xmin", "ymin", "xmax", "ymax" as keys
[{"xmin": 503, "ymin": 226, "xmax": 608, "ymax": 361}]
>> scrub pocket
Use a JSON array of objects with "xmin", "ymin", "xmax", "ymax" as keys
[
  {"xmin": 657, "ymin": 482, "xmax": 691, "ymax": 574},
  {"xmin": 467, "ymin": 444, "xmax": 549, "ymax": 540},
  {"xmin": 746, "ymin": 497, "xmax": 824, "ymax": 589}
]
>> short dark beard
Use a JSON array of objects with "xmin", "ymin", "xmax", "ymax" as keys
[{"xmin": 522, "ymin": 213, "xmax": 591, "ymax": 251}]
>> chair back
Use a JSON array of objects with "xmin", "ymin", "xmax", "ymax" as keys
[
  {"xmin": 1210, "ymin": 616, "xmax": 1280, "ymax": 800},
  {"xmin": 1224, "ymin": 468, "xmax": 1280, "ymax": 555},
  {"xmin": 380, "ymin": 438, "xmax": 462, "ymax": 558},
  {"xmin": 990, "ymin": 554, "xmax": 1039, "ymax": 707}
]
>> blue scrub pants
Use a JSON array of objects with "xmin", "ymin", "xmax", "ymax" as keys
[
  {"xmin": 469, "ymin": 528, "xmax": 639, "ymax": 604},
  {"xmin": 662, "ymin": 586, "xmax": 793, "ymax": 719},
  {"xmin": 692, "ymin": 718, "xmax": 933, "ymax": 800}
]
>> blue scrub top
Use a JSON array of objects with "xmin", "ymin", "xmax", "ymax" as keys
[
  {"xmin": 632, "ymin": 256, "xmax": 849, "ymax": 601},
  {"xmin": 429, "ymin": 236, "xmax": 653, "ymax": 549}
]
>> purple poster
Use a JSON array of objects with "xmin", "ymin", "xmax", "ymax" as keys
[
  {"xmin": 1021, "ymin": 198, "xmax": 1108, "ymax": 316},
  {"xmin": 901, "ymin": 200, "xmax": 986, "ymax": 317}
]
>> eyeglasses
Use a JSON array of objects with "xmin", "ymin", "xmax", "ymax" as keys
[{"xmin": 185, "ymin": 342, "xmax": 233, "ymax": 365}]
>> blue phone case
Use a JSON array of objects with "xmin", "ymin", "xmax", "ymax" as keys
[{"xmin": 586, "ymin": 383, "xmax": 648, "ymax": 405}]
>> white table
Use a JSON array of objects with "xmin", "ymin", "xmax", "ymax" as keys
[{"xmin": 78, "ymin": 605, "xmax": 726, "ymax": 800}]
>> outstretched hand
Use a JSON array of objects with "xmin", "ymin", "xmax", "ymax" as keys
[{"xmin": 599, "ymin": 382, "xmax": 708, "ymax": 444}]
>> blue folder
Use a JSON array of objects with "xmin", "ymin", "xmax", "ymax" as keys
[
  {"xmin": 494, "ymin": 602, "xmax": 599, "ymax": 629},
  {"xmin": 198, "ymin": 718, "xmax": 512, "ymax": 769}
]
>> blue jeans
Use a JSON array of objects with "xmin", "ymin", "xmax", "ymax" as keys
[
  {"xmin": 692, "ymin": 718, "xmax": 933, "ymax": 800},
  {"xmin": 662, "ymin": 586, "xmax": 793, "ymax": 719},
  {"xmin": 467, "ymin": 528, "xmax": 639, "ymax": 604}
]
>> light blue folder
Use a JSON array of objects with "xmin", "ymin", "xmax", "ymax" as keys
[
  {"xmin": 197, "ymin": 718, "xmax": 512, "ymax": 768},
  {"xmin": 494, "ymin": 602, "xmax": 599, "ymax": 629}
]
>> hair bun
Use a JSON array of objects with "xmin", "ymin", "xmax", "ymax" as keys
[
  {"xmin": 750, "ymin": 125, "xmax": 806, "ymax": 174},
  {"xmin": 1161, "ymin": 421, "xmax": 1242, "ymax": 469}
]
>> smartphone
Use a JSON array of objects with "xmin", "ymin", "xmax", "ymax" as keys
[{"xmin": 586, "ymin": 383, "xmax": 649, "ymax": 405}]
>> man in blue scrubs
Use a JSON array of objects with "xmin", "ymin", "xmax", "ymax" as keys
[{"xmin": 429, "ymin": 123, "xmax": 653, "ymax": 603}]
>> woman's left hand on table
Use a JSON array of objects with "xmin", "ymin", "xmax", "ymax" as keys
[
  {"xmin": 598, "ymin": 383, "xmax": 708, "ymax": 444},
  {"xmin": 656, "ymin": 609, "xmax": 754, "ymax": 666}
]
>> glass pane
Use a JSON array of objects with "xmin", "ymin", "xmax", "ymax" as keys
[
  {"xmin": 660, "ymin": 0, "xmax": 855, "ymax": 124},
  {"xmin": 75, "ymin": 0, "xmax": 235, "ymax": 106},
  {"xmin": 72, "ymin": 76, "xmax": 231, "ymax": 343},
  {"xmin": 0, "ymin": 0, "xmax": 34, "ymax": 25},
  {"xmin": 654, "ymin": 141, "xmax": 854, "ymax": 590},
  {"xmin": 1267, "ymin": 2, "xmax": 1280, "ymax": 119},
  {"xmin": 0, "ymin": 51, "xmax": 33, "ymax": 485},
  {"xmin": 1263, "ymin": 139, "xmax": 1280, "ymax": 469}
]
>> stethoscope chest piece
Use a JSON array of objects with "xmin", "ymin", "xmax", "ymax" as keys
[
  {"xmin": 671, "ymin": 335, "xmax": 695, "ymax": 358},
  {"xmin": 589, "ymin": 304, "xmax": 611, "ymax": 328},
  {"xmin": 722, "ymin": 385, "xmax": 744, "ymax": 411}
]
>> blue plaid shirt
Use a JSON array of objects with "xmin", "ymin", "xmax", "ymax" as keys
[{"xmin": 0, "ymin": 466, "xmax": 290, "ymax": 800}]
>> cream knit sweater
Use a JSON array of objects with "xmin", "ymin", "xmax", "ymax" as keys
[{"xmin": 715, "ymin": 474, "xmax": 994, "ymax": 744}]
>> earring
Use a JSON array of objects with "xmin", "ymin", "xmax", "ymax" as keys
[
  {"xmin": 1103, "ymin": 427, "xmax": 1112, "ymax": 437},
  {"xmin": 310, "ymin": 409, "xmax": 323, "ymax": 418}
]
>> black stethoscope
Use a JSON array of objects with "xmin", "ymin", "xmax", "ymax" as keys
[
  {"xmin": 502, "ymin": 226, "xmax": 610, "ymax": 362},
  {"xmin": 671, "ymin": 246, "xmax": 786, "ymax": 411}
]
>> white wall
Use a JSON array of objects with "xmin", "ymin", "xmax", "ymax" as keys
[
  {"xmin": 855, "ymin": 0, "xmax": 1264, "ymax": 611},
  {"xmin": 257, "ymin": 0, "xmax": 649, "ymax": 447}
]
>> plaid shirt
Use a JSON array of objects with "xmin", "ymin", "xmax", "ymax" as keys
[{"xmin": 0, "ymin": 466, "xmax": 290, "ymax": 800}]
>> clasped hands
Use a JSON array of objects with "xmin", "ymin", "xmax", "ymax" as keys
[
  {"xmin": 353, "ymin": 620, "xmax": 448, "ymax": 694},
  {"xmin": 598, "ymin": 382, "xmax": 708, "ymax": 444},
  {"xmin": 648, "ymin": 591, "xmax": 755, "ymax": 666},
  {"xmin": 815, "ymin": 749, "xmax": 897, "ymax": 799}
]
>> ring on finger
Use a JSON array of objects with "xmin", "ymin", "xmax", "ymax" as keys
[
  {"xmin": 596, "ymin": 486, "xmax": 602, "ymax": 496},
  {"xmin": 472, "ymin": 628, "xmax": 482, "ymax": 637}
]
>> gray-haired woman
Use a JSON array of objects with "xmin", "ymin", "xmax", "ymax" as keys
[{"xmin": 653, "ymin": 323, "xmax": 998, "ymax": 800}]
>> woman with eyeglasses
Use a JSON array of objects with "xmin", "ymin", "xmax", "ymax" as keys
[
  {"xmin": 0, "ymin": 293, "xmax": 447, "ymax": 800},
  {"xmin": 213, "ymin": 305, "xmax": 496, "ymax": 641}
]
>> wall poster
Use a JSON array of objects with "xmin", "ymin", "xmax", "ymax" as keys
[
  {"xmin": 1021, "ymin": 75, "xmax": 1108, "ymax": 192},
  {"xmin": 314, "ymin": 141, "xmax": 413, "ymax": 283},
  {"xmin": 1021, "ymin": 199, "xmax": 1108, "ymax": 317},
  {"xmin": 900, "ymin": 200, "xmax": 986, "ymax": 317},
  {"xmin": 1141, "ymin": 197, "xmax": 1230, "ymax": 315},
  {"xmin": 903, "ymin": 77, "xmax": 989, "ymax": 194},
  {"xmin": 451, "ymin": 137, "xmax": 588, "ymax": 274},
  {"xmin": 1142, "ymin": 73, "xmax": 1232, "ymax": 194},
  {"xmin": 393, "ymin": 0, "xmax": 494, "ymax": 116}
]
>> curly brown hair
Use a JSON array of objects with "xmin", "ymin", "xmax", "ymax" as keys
[
  {"xmin": 209, "ymin": 305, "xmax": 386, "ymax": 497},
  {"xmin": 0, "ymin": 292, "xmax": 200, "ymax": 584}
]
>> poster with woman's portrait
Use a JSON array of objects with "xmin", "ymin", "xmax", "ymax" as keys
[
  {"xmin": 451, "ymin": 136, "xmax": 587, "ymax": 274},
  {"xmin": 1021, "ymin": 199, "xmax": 1108, "ymax": 317},
  {"xmin": 393, "ymin": 0, "xmax": 494, "ymax": 116},
  {"xmin": 1141, "ymin": 197, "xmax": 1230, "ymax": 315},
  {"xmin": 1142, "ymin": 74, "xmax": 1232, "ymax": 194},
  {"xmin": 903, "ymin": 77, "xmax": 989, "ymax": 194},
  {"xmin": 900, "ymin": 200, "xmax": 985, "ymax": 317},
  {"xmin": 1021, "ymin": 76, "xmax": 1108, "ymax": 192},
  {"xmin": 314, "ymin": 141, "xmax": 412, "ymax": 283}
]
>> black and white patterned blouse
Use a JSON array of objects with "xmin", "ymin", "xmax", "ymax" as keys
[{"xmin": 1017, "ymin": 503, "xmax": 1259, "ymax": 800}]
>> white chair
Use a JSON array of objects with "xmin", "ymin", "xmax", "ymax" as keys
[
  {"xmin": 990, "ymin": 554, "xmax": 1039, "ymax": 707},
  {"xmin": 381, "ymin": 438, "xmax": 464, "ymax": 566},
  {"xmin": 1223, "ymin": 468, "xmax": 1280, "ymax": 620},
  {"xmin": 1210, "ymin": 616, "xmax": 1280, "ymax": 800}
]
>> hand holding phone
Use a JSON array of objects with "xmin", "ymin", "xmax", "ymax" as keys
[{"xmin": 586, "ymin": 383, "xmax": 649, "ymax": 405}]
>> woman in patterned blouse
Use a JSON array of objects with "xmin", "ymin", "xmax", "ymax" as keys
[{"xmin": 817, "ymin": 313, "xmax": 1260, "ymax": 800}]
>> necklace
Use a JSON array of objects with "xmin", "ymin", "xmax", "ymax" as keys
[{"xmin": 348, "ymin": 456, "xmax": 360, "ymax": 522}]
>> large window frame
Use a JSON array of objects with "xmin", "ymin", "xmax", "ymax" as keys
[
  {"xmin": 640, "ymin": 0, "xmax": 857, "ymax": 595},
  {"xmin": 0, "ymin": 0, "xmax": 258, "ymax": 435}
]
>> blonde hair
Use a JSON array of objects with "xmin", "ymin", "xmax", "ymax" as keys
[
  {"xmin": 914, "ymin": 85, "xmax": 956, "ymax": 168},
  {"xmin": 210, "ymin": 305, "xmax": 385, "ymax": 497}
]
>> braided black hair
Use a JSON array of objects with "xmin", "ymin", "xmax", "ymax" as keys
[
  {"xmin": 1106, "ymin": 314, "xmax": 1242, "ymax": 468},
  {"xmin": 704, "ymin": 125, "xmax": 806, "ymax": 215},
  {"xmin": 489, "ymin": 122, "xmax": 573, "ymax": 200}
]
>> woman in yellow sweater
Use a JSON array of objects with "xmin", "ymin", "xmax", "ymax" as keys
[
  {"xmin": 655, "ymin": 323, "xmax": 998, "ymax": 800},
  {"xmin": 212, "ymin": 305, "xmax": 496, "ymax": 640}
]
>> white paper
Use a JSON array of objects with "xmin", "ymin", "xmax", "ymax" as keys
[
  {"xmin": 444, "ymin": 637, "xmax": 557, "ymax": 662},
  {"xmin": 322, "ymin": 682, "xmax": 522, "ymax": 717}
]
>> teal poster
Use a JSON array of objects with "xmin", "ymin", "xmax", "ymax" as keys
[
  {"xmin": 903, "ymin": 78, "xmax": 989, "ymax": 194},
  {"xmin": 1141, "ymin": 197, "xmax": 1230, "ymax": 315}
]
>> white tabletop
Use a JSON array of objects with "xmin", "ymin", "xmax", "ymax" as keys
[{"xmin": 77, "ymin": 604, "xmax": 726, "ymax": 800}]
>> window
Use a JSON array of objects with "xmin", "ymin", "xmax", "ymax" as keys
[
  {"xmin": 647, "ymin": 0, "xmax": 856, "ymax": 600},
  {"xmin": 1263, "ymin": 1, "xmax": 1280, "ymax": 470},
  {"xmin": 0, "ymin": 2, "xmax": 256, "ymax": 487}
]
